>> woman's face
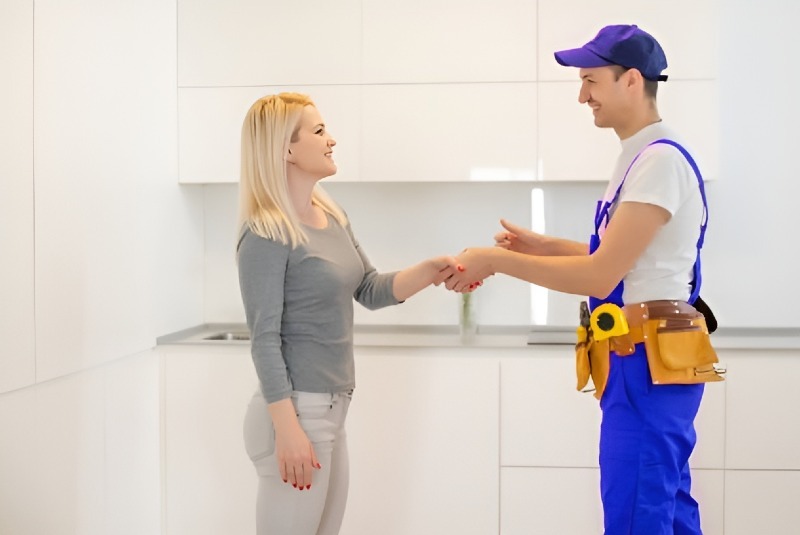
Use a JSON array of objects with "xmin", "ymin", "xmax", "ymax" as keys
[{"xmin": 286, "ymin": 105, "xmax": 337, "ymax": 180}]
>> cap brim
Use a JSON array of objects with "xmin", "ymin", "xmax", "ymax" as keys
[{"xmin": 554, "ymin": 47, "xmax": 614, "ymax": 68}]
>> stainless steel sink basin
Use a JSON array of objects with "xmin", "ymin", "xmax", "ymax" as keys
[{"xmin": 203, "ymin": 332, "xmax": 250, "ymax": 341}]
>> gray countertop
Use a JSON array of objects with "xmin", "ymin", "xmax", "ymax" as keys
[{"xmin": 157, "ymin": 323, "xmax": 800, "ymax": 350}]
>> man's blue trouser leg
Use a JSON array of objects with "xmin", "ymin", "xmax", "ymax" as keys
[{"xmin": 599, "ymin": 345, "xmax": 704, "ymax": 535}]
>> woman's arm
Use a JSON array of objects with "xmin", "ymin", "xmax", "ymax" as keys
[
  {"xmin": 451, "ymin": 202, "xmax": 670, "ymax": 297},
  {"xmin": 392, "ymin": 256, "xmax": 461, "ymax": 302},
  {"xmin": 346, "ymin": 222, "xmax": 459, "ymax": 308},
  {"xmin": 238, "ymin": 231, "xmax": 319, "ymax": 490}
]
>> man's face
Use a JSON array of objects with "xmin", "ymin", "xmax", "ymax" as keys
[{"xmin": 577, "ymin": 66, "xmax": 630, "ymax": 129}]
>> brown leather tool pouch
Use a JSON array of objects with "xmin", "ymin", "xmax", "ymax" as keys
[{"xmin": 642, "ymin": 316, "xmax": 724, "ymax": 385}]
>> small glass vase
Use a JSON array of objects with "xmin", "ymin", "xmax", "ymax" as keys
[{"xmin": 459, "ymin": 292, "xmax": 478, "ymax": 343}]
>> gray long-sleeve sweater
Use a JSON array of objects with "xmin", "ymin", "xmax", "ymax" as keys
[{"xmin": 237, "ymin": 213, "xmax": 399, "ymax": 403}]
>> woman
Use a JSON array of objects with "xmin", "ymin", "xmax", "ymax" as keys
[{"xmin": 237, "ymin": 92, "xmax": 460, "ymax": 535}]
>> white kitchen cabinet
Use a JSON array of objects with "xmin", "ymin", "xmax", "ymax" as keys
[
  {"xmin": 161, "ymin": 342, "xmax": 500, "ymax": 535},
  {"xmin": 0, "ymin": 350, "xmax": 161, "ymax": 535},
  {"xmin": 362, "ymin": 0, "xmax": 537, "ymax": 84},
  {"xmin": 537, "ymin": 0, "xmax": 719, "ymax": 82},
  {"xmin": 342, "ymin": 346, "xmax": 500, "ymax": 535},
  {"xmin": 724, "ymin": 470, "xmax": 800, "ymax": 535},
  {"xmin": 724, "ymin": 349, "xmax": 800, "ymax": 470},
  {"xmin": 0, "ymin": 0, "xmax": 35, "ymax": 394},
  {"xmin": 500, "ymin": 466, "xmax": 603, "ymax": 535},
  {"xmin": 174, "ymin": 1, "xmax": 719, "ymax": 184},
  {"xmin": 162, "ymin": 344, "xmax": 259, "ymax": 535},
  {"xmin": 156, "ymin": 339, "xmax": 800, "ymax": 535},
  {"xmin": 361, "ymin": 83, "xmax": 538, "ymax": 182},
  {"xmin": 177, "ymin": 0, "xmax": 361, "ymax": 87},
  {"xmin": 500, "ymin": 348, "xmax": 726, "ymax": 534},
  {"xmin": 501, "ymin": 348, "xmax": 602, "ymax": 468},
  {"xmin": 33, "ymin": 0, "xmax": 177, "ymax": 380}
]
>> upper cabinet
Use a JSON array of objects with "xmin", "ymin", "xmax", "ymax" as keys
[
  {"xmin": 177, "ymin": 0, "xmax": 718, "ymax": 183},
  {"xmin": 177, "ymin": 0, "xmax": 362, "ymax": 87},
  {"xmin": 361, "ymin": 0, "xmax": 537, "ymax": 84},
  {"xmin": 0, "ymin": 0, "xmax": 35, "ymax": 394}
]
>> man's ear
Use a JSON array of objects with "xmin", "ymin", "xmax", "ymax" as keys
[{"xmin": 627, "ymin": 68, "xmax": 644, "ymax": 90}]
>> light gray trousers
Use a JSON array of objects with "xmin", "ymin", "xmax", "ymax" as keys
[{"xmin": 243, "ymin": 389, "xmax": 352, "ymax": 535}]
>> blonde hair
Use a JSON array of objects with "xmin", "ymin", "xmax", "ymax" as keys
[{"xmin": 238, "ymin": 92, "xmax": 348, "ymax": 248}]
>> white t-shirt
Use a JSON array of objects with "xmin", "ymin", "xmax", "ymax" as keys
[{"xmin": 600, "ymin": 122, "xmax": 705, "ymax": 304}]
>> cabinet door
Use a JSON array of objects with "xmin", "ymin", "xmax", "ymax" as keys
[
  {"xmin": 362, "ymin": 0, "xmax": 537, "ymax": 84},
  {"xmin": 163, "ymin": 345, "xmax": 259, "ymax": 535},
  {"xmin": 342, "ymin": 347, "xmax": 500, "ymax": 535},
  {"xmin": 724, "ymin": 470, "xmax": 800, "ymax": 535},
  {"xmin": 360, "ymin": 83, "xmax": 537, "ymax": 182},
  {"xmin": 0, "ymin": 0, "xmax": 35, "ymax": 393},
  {"xmin": 33, "ymin": 0, "xmax": 177, "ymax": 380},
  {"xmin": 501, "ymin": 466, "xmax": 603, "ymax": 535},
  {"xmin": 501, "ymin": 349, "xmax": 601, "ymax": 468},
  {"xmin": 178, "ymin": 0, "xmax": 361, "ymax": 87},
  {"xmin": 724, "ymin": 349, "xmax": 800, "ymax": 469}
]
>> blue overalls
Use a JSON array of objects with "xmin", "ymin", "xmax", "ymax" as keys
[{"xmin": 590, "ymin": 139, "xmax": 709, "ymax": 535}]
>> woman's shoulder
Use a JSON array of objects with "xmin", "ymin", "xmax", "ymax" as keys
[{"xmin": 237, "ymin": 225, "xmax": 292, "ymax": 255}]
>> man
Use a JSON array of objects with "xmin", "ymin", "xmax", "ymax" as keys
[{"xmin": 448, "ymin": 25, "xmax": 713, "ymax": 534}]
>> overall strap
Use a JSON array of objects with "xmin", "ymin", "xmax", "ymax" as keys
[{"xmin": 649, "ymin": 139, "xmax": 708, "ymax": 304}]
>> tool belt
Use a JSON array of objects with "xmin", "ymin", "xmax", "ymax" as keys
[{"xmin": 575, "ymin": 300, "xmax": 725, "ymax": 400}]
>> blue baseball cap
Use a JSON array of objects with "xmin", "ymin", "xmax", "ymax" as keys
[{"xmin": 554, "ymin": 24, "xmax": 668, "ymax": 82}]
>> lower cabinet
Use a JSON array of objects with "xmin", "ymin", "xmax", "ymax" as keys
[
  {"xmin": 161, "ymin": 344, "xmax": 258, "ymax": 535},
  {"xmin": 499, "ymin": 347, "xmax": 727, "ymax": 534},
  {"xmin": 342, "ymin": 347, "xmax": 500, "ymax": 535},
  {"xmin": 159, "ymin": 344, "xmax": 800, "ymax": 535},
  {"xmin": 160, "ymin": 344, "xmax": 500, "ymax": 535}
]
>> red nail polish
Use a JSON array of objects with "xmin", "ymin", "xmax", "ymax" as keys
[
  {"xmin": 457, "ymin": 265, "xmax": 465, "ymax": 272},
  {"xmin": 306, "ymin": 485, "xmax": 311, "ymax": 490},
  {"xmin": 292, "ymin": 483, "xmax": 297, "ymax": 488},
  {"xmin": 283, "ymin": 479, "xmax": 288, "ymax": 483}
]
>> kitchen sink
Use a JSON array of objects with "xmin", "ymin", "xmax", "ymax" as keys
[{"xmin": 203, "ymin": 332, "xmax": 250, "ymax": 341}]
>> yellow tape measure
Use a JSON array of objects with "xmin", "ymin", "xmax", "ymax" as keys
[{"xmin": 590, "ymin": 303, "xmax": 630, "ymax": 341}]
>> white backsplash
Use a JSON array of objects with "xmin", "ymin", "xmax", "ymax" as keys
[{"xmin": 202, "ymin": 181, "xmax": 606, "ymax": 327}]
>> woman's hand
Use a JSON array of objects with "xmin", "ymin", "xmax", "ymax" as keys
[
  {"xmin": 269, "ymin": 398, "xmax": 321, "ymax": 491},
  {"xmin": 274, "ymin": 424, "xmax": 321, "ymax": 490},
  {"xmin": 429, "ymin": 255, "xmax": 461, "ymax": 286}
]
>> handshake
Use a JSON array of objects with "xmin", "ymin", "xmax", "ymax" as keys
[{"xmin": 428, "ymin": 219, "xmax": 540, "ymax": 293}]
